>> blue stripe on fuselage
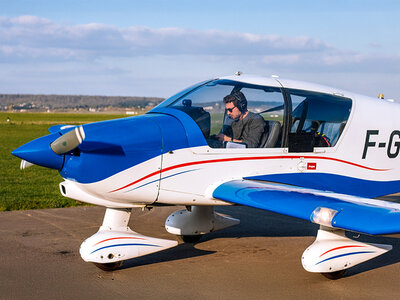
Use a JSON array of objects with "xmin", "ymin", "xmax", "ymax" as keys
[{"xmin": 245, "ymin": 173, "xmax": 400, "ymax": 198}]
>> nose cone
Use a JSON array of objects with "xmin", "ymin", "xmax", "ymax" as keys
[{"xmin": 11, "ymin": 133, "xmax": 64, "ymax": 170}]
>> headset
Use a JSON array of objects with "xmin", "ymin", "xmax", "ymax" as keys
[{"xmin": 231, "ymin": 91, "xmax": 247, "ymax": 113}]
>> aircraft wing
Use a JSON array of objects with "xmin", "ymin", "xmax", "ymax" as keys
[{"xmin": 212, "ymin": 179, "xmax": 400, "ymax": 235}]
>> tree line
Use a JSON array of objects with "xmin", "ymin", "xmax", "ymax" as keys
[{"xmin": 0, "ymin": 94, "xmax": 164, "ymax": 110}]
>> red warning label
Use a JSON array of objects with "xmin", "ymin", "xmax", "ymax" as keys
[{"xmin": 307, "ymin": 162, "xmax": 317, "ymax": 170}]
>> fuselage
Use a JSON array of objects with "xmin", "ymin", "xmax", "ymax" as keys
[{"xmin": 13, "ymin": 75, "xmax": 400, "ymax": 208}]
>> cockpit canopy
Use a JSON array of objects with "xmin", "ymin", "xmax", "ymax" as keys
[{"xmin": 154, "ymin": 78, "xmax": 352, "ymax": 151}]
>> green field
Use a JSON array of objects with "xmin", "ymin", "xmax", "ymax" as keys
[{"xmin": 0, "ymin": 112, "xmax": 127, "ymax": 211}]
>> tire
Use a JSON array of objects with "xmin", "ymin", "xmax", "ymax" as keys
[
  {"xmin": 93, "ymin": 261, "xmax": 124, "ymax": 271},
  {"xmin": 321, "ymin": 270, "xmax": 346, "ymax": 280},
  {"xmin": 178, "ymin": 235, "xmax": 202, "ymax": 243}
]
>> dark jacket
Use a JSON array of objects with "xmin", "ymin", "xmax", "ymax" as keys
[{"xmin": 230, "ymin": 112, "xmax": 265, "ymax": 148}]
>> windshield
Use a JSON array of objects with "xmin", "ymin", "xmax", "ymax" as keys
[{"xmin": 167, "ymin": 79, "xmax": 285, "ymax": 148}]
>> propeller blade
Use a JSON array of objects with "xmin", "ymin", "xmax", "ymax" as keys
[
  {"xmin": 48, "ymin": 124, "xmax": 75, "ymax": 134},
  {"xmin": 50, "ymin": 126, "xmax": 85, "ymax": 155},
  {"xmin": 20, "ymin": 159, "xmax": 34, "ymax": 169}
]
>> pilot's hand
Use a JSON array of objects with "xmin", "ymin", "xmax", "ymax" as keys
[{"xmin": 216, "ymin": 133, "xmax": 232, "ymax": 142}]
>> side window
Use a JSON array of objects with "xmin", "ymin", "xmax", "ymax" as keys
[{"xmin": 288, "ymin": 89, "xmax": 352, "ymax": 152}]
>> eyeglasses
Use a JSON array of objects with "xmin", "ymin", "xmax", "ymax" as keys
[{"xmin": 226, "ymin": 107, "xmax": 236, "ymax": 113}]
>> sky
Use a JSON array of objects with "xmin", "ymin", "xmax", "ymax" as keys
[{"xmin": 1, "ymin": 0, "xmax": 399, "ymax": 99}]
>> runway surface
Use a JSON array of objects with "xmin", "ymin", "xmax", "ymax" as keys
[{"xmin": 1, "ymin": 202, "xmax": 400, "ymax": 299}]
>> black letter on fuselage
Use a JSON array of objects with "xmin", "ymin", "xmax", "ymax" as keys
[
  {"xmin": 387, "ymin": 130, "xmax": 400, "ymax": 158},
  {"xmin": 362, "ymin": 130, "xmax": 379, "ymax": 159}
]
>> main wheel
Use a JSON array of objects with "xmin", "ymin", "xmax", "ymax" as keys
[
  {"xmin": 321, "ymin": 270, "xmax": 346, "ymax": 280},
  {"xmin": 179, "ymin": 235, "xmax": 202, "ymax": 243},
  {"xmin": 94, "ymin": 261, "xmax": 124, "ymax": 271}
]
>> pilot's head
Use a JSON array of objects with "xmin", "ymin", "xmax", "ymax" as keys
[{"xmin": 223, "ymin": 91, "xmax": 247, "ymax": 120}]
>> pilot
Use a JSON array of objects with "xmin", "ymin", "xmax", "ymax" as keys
[{"xmin": 216, "ymin": 91, "xmax": 265, "ymax": 148}]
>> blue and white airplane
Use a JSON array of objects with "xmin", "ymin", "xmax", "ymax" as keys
[{"xmin": 12, "ymin": 73, "xmax": 400, "ymax": 278}]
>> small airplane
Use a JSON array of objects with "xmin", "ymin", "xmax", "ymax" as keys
[{"xmin": 12, "ymin": 73, "xmax": 400, "ymax": 279}]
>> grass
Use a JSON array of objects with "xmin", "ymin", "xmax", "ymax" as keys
[{"xmin": 0, "ymin": 112, "xmax": 128, "ymax": 211}]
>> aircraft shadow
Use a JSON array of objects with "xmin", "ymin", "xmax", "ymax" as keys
[
  {"xmin": 120, "ymin": 243, "xmax": 215, "ymax": 270},
  {"xmin": 342, "ymin": 234, "xmax": 400, "ymax": 278},
  {"xmin": 210, "ymin": 205, "xmax": 319, "ymax": 238},
  {"xmin": 119, "ymin": 205, "xmax": 400, "ymax": 277}
]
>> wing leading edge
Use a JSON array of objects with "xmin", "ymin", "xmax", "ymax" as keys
[{"xmin": 212, "ymin": 180, "xmax": 400, "ymax": 235}]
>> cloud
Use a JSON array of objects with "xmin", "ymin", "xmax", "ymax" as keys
[
  {"xmin": 258, "ymin": 49, "xmax": 400, "ymax": 74},
  {"xmin": 0, "ymin": 15, "xmax": 332, "ymax": 60},
  {"xmin": 1, "ymin": 15, "xmax": 399, "ymax": 98},
  {"xmin": 2, "ymin": 15, "xmax": 399, "ymax": 74}
]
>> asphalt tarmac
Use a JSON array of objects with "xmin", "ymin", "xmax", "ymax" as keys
[{"xmin": 1, "ymin": 201, "xmax": 400, "ymax": 299}]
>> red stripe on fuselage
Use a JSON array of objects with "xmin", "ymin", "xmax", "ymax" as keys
[{"xmin": 110, "ymin": 155, "xmax": 390, "ymax": 193}]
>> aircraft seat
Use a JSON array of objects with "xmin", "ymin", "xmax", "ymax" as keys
[{"xmin": 260, "ymin": 120, "xmax": 281, "ymax": 148}]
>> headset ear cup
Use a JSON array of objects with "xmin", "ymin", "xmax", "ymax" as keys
[
  {"xmin": 239, "ymin": 97, "xmax": 246, "ymax": 112},
  {"xmin": 238, "ymin": 101, "xmax": 243, "ymax": 112},
  {"xmin": 232, "ymin": 92, "xmax": 247, "ymax": 113}
]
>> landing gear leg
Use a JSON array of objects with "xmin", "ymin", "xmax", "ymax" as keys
[{"xmin": 80, "ymin": 208, "xmax": 178, "ymax": 270}]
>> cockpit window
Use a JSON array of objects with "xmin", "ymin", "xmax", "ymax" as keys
[
  {"xmin": 167, "ymin": 79, "xmax": 285, "ymax": 149},
  {"xmin": 288, "ymin": 89, "xmax": 352, "ymax": 151}
]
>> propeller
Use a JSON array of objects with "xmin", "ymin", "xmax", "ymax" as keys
[
  {"xmin": 12, "ymin": 124, "xmax": 124, "ymax": 171},
  {"xmin": 50, "ymin": 126, "xmax": 85, "ymax": 155}
]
